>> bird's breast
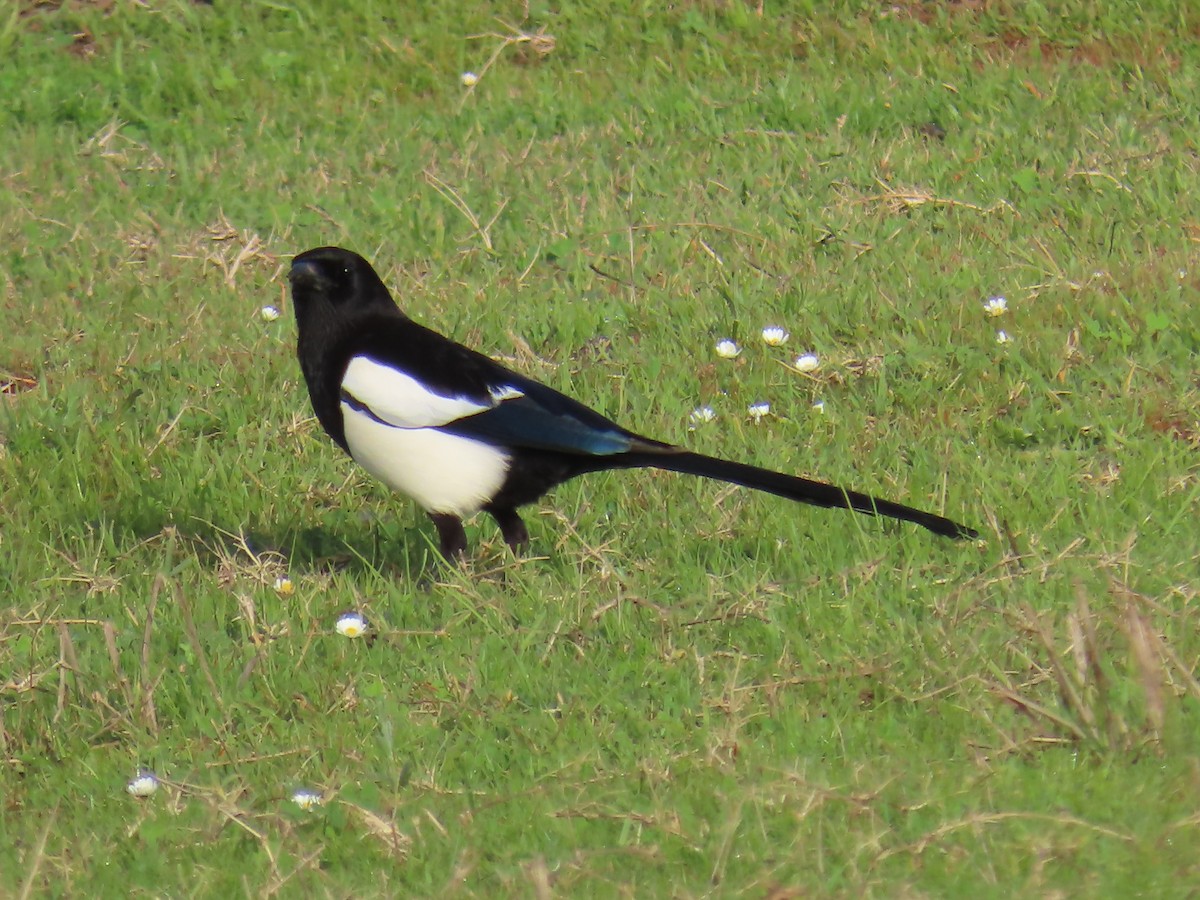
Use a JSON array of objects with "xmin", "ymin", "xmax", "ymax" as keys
[{"xmin": 341, "ymin": 400, "xmax": 511, "ymax": 517}]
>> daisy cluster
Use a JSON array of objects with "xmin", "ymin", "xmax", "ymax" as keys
[
  {"xmin": 126, "ymin": 764, "xmax": 329, "ymax": 814},
  {"xmin": 126, "ymin": 768, "xmax": 329, "ymax": 813},
  {"xmin": 699, "ymin": 296, "xmax": 1013, "ymax": 428},
  {"xmin": 695, "ymin": 326, "xmax": 825, "ymax": 428},
  {"xmin": 983, "ymin": 295, "xmax": 1012, "ymax": 346}
]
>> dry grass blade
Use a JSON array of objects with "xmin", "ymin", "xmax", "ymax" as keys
[
  {"xmin": 992, "ymin": 684, "xmax": 1089, "ymax": 743},
  {"xmin": 524, "ymin": 856, "xmax": 553, "ymax": 900},
  {"xmin": 862, "ymin": 179, "xmax": 1015, "ymax": 216},
  {"xmin": 1114, "ymin": 579, "xmax": 1200, "ymax": 703},
  {"xmin": 1122, "ymin": 599, "xmax": 1166, "ymax": 735},
  {"xmin": 174, "ymin": 581, "xmax": 227, "ymax": 719},
  {"xmin": 137, "ymin": 574, "xmax": 163, "ymax": 734},
  {"xmin": 1072, "ymin": 582, "xmax": 1123, "ymax": 747},
  {"xmin": 198, "ymin": 522, "xmax": 288, "ymax": 590},
  {"xmin": 991, "ymin": 574, "xmax": 1197, "ymax": 755},
  {"xmin": 1066, "ymin": 600, "xmax": 1088, "ymax": 688},
  {"xmin": 422, "ymin": 170, "xmax": 507, "ymax": 253},
  {"xmin": 102, "ymin": 621, "xmax": 134, "ymax": 713},
  {"xmin": 552, "ymin": 804, "xmax": 693, "ymax": 844},
  {"xmin": 54, "ymin": 623, "xmax": 80, "ymax": 724},
  {"xmin": 344, "ymin": 803, "xmax": 412, "ymax": 860},
  {"xmin": 146, "ymin": 405, "xmax": 189, "ymax": 459},
  {"xmin": 1020, "ymin": 602, "xmax": 1099, "ymax": 741},
  {"xmin": 17, "ymin": 803, "xmax": 58, "ymax": 900},
  {"xmin": 264, "ymin": 845, "xmax": 327, "ymax": 898},
  {"xmin": 878, "ymin": 810, "xmax": 1133, "ymax": 861},
  {"xmin": 1072, "ymin": 584, "xmax": 1109, "ymax": 696},
  {"xmin": 80, "ymin": 119, "xmax": 166, "ymax": 172},
  {"xmin": 172, "ymin": 212, "xmax": 276, "ymax": 287},
  {"xmin": 460, "ymin": 20, "xmax": 556, "ymax": 110}
]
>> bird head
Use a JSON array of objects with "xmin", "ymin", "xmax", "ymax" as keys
[{"xmin": 289, "ymin": 247, "xmax": 398, "ymax": 332}]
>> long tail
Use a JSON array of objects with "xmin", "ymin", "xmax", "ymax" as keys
[{"xmin": 617, "ymin": 449, "xmax": 979, "ymax": 540}]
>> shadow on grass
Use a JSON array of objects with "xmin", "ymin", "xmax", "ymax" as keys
[
  {"xmin": 252, "ymin": 520, "xmax": 438, "ymax": 579},
  {"xmin": 104, "ymin": 499, "xmax": 441, "ymax": 582}
]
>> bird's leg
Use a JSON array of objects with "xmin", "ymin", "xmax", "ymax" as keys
[
  {"xmin": 428, "ymin": 513, "xmax": 468, "ymax": 560},
  {"xmin": 486, "ymin": 506, "xmax": 529, "ymax": 552}
]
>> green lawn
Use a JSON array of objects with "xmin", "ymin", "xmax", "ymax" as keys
[{"xmin": 3, "ymin": 1, "xmax": 1199, "ymax": 895}]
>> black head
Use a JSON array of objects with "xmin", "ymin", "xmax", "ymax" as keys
[{"xmin": 289, "ymin": 247, "xmax": 400, "ymax": 331}]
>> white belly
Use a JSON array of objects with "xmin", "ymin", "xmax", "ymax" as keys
[{"xmin": 341, "ymin": 401, "xmax": 511, "ymax": 516}]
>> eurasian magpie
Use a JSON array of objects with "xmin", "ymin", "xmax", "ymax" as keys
[{"xmin": 289, "ymin": 246, "xmax": 979, "ymax": 559}]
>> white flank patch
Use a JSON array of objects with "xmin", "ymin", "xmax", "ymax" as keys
[
  {"xmin": 343, "ymin": 356, "xmax": 513, "ymax": 428},
  {"xmin": 342, "ymin": 401, "xmax": 512, "ymax": 516}
]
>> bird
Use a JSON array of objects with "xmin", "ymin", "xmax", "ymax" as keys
[{"xmin": 288, "ymin": 246, "xmax": 979, "ymax": 559}]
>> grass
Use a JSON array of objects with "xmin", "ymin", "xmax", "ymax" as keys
[{"xmin": 3, "ymin": 0, "xmax": 1200, "ymax": 894}]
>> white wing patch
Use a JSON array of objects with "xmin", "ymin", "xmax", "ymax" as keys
[
  {"xmin": 342, "ymin": 356, "xmax": 523, "ymax": 429},
  {"xmin": 489, "ymin": 384, "xmax": 525, "ymax": 403}
]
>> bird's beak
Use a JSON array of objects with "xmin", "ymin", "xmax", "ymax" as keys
[{"xmin": 289, "ymin": 258, "xmax": 325, "ymax": 289}]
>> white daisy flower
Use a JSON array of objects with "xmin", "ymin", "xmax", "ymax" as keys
[
  {"xmin": 714, "ymin": 339, "xmax": 741, "ymax": 359},
  {"xmin": 689, "ymin": 406, "xmax": 716, "ymax": 425},
  {"xmin": 748, "ymin": 401, "xmax": 770, "ymax": 420},
  {"xmin": 273, "ymin": 575, "xmax": 294, "ymax": 596},
  {"xmin": 260, "ymin": 305, "xmax": 281, "ymax": 322},
  {"xmin": 996, "ymin": 330, "xmax": 1011, "ymax": 345},
  {"xmin": 461, "ymin": 72, "xmax": 479, "ymax": 87},
  {"xmin": 127, "ymin": 770, "xmax": 159, "ymax": 798},
  {"xmin": 335, "ymin": 611, "xmax": 369, "ymax": 639},
  {"xmin": 291, "ymin": 788, "xmax": 323, "ymax": 811},
  {"xmin": 983, "ymin": 295, "xmax": 1007, "ymax": 317},
  {"xmin": 793, "ymin": 353, "xmax": 820, "ymax": 373},
  {"xmin": 761, "ymin": 325, "xmax": 789, "ymax": 346},
  {"xmin": 811, "ymin": 400, "xmax": 825, "ymax": 414}
]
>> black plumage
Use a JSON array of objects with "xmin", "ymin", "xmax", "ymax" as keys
[{"xmin": 289, "ymin": 246, "xmax": 979, "ymax": 559}]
